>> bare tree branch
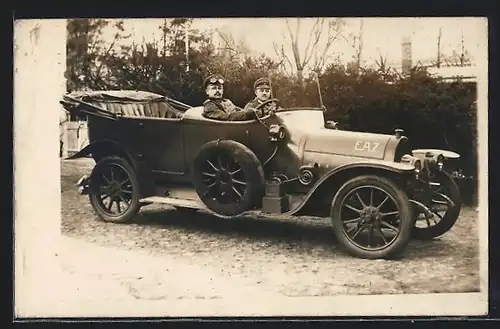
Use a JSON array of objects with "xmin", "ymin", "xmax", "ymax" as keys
[
  {"xmin": 216, "ymin": 29, "xmax": 235, "ymax": 50},
  {"xmin": 355, "ymin": 18, "xmax": 364, "ymax": 68},
  {"xmin": 310, "ymin": 19, "xmax": 344, "ymax": 73},
  {"xmin": 374, "ymin": 48, "xmax": 390, "ymax": 76},
  {"xmin": 284, "ymin": 18, "xmax": 302, "ymax": 71},
  {"xmin": 273, "ymin": 42, "xmax": 294, "ymax": 76},
  {"xmin": 302, "ymin": 18, "xmax": 323, "ymax": 68},
  {"xmin": 92, "ymin": 33, "xmax": 119, "ymax": 83},
  {"xmin": 215, "ymin": 28, "xmax": 245, "ymax": 62},
  {"xmin": 280, "ymin": 18, "xmax": 346, "ymax": 78},
  {"xmin": 436, "ymin": 27, "xmax": 442, "ymax": 68}
]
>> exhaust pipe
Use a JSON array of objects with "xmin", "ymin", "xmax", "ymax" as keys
[{"xmin": 76, "ymin": 175, "xmax": 90, "ymax": 195}]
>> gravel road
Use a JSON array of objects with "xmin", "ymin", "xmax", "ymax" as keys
[{"xmin": 60, "ymin": 158, "xmax": 480, "ymax": 297}]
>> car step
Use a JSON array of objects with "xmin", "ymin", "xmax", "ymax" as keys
[{"xmin": 139, "ymin": 196, "xmax": 207, "ymax": 210}]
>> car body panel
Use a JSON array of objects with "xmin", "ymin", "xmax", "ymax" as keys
[{"xmin": 303, "ymin": 129, "xmax": 392, "ymax": 160}]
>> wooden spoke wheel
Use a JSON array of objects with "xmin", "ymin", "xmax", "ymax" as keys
[
  {"xmin": 331, "ymin": 175, "xmax": 413, "ymax": 259},
  {"xmin": 192, "ymin": 140, "xmax": 265, "ymax": 216},
  {"xmin": 88, "ymin": 156, "xmax": 141, "ymax": 223}
]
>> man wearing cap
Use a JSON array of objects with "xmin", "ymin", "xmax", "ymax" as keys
[
  {"xmin": 202, "ymin": 74, "xmax": 257, "ymax": 121},
  {"xmin": 244, "ymin": 77, "xmax": 279, "ymax": 114}
]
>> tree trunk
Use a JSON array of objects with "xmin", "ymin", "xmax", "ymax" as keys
[
  {"xmin": 437, "ymin": 28, "xmax": 442, "ymax": 68},
  {"xmin": 297, "ymin": 69, "xmax": 303, "ymax": 83}
]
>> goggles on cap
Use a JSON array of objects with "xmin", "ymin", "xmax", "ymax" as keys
[{"xmin": 208, "ymin": 77, "xmax": 224, "ymax": 84}]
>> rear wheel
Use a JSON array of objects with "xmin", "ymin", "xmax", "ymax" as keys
[
  {"xmin": 88, "ymin": 156, "xmax": 141, "ymax": 223},
  {"xmin": 192, "ymin": 140, "xmax": 265, "ymax": 216},
  {"xmin": 330, "ymin": 175, "xmax": 413, "ymax": 259}
]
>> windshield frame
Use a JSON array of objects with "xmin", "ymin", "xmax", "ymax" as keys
[
  {"xmin": 275, "ymin": 109, "xmax": 326, "ymax": 132},
  {"xmin": 275, "ymin": 107, "xmax": 325, "ymax": 113}
]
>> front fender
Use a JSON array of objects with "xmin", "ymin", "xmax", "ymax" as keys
[
  {"xmin": 308, "ymin": 160, "xmax": 416, "ymax": 194},
  {"xmin": 412, "ymin": 148, "xmax": 460, "ymax": 161},
  {"xmin": 286, "ymin": 160, "xmax": 415, "ymax": 216}
]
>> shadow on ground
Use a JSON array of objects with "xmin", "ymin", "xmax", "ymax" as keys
[
  {"xmin": 126, "ymin": 206, "xmax": 457, "ymax": 260},
  {"xmin": 137, "ymin": 208, "xmax": 333, "ymax": 243}
]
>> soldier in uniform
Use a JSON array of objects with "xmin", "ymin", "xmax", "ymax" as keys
[
  {"xmin": 244, "ymin": 77, "xmax": 279, "ymax": 114},
  {"xmin": 202, "ymin": 74, "xmax": 258, "ymax": 121}
]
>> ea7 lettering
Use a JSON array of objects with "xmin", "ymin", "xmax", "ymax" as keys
[{"xmin": 354, "ymin": 140, "xmax": 380, "ymax": 153}]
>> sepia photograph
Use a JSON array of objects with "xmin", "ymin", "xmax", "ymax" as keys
[{"xmin": 14, "ymin": 17, "xmax": 489, "ymax": 318}]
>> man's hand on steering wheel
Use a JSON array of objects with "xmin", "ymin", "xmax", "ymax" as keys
[{"xmin": 255, "ymin": 98, "xmax": 279, "ymax": 116}]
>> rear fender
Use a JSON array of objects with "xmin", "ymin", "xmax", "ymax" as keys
[
  {"xmin": 66, "ymin": 144, "xmax": 93, "ymax": 160},
  {"xmin": 291, "ymin": 161, "xmax": 415, "ymax": 216},
  {"xmin": 67, "ymin": 140, "xmax": 155, "ymax": 198},
  {"xmin": 66, "ymin": 140, "xmax": 137, "ymax": 167}
]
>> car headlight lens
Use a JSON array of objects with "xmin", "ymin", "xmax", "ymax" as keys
[
  {"xmin": 414, "ymin": 159, "xmax": 421, "ymax": 172},
  {"xmin": 401, "ymin": 154, "xmax": 421, "ymax": 171},
  {"xmin": 424, "ymin": 153, "xmax": 445, "ymax": 171},
  {"xmin": 436, "ymin": 154, "xmax": 444, "ymax": 171}
]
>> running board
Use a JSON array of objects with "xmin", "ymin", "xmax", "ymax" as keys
[
  {"xmin": 139, "ymin": 196, "xmax": 208, "ymax": 210},
  {"xmin": 139, "ymin": 195, "xmax": 260, "ymax": 219}
]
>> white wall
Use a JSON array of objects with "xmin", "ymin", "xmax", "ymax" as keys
[{"xmin": 13, "ymin": 19, "xmax": 66, "ymax": 317}]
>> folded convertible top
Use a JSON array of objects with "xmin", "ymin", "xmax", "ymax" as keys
[
  {"xmin": 61, "ymin": 90, "xmax": 192, "ymax": 119},
  {"xmin": 64, "ymin": 90, "xmax": 166, "ymax": 103}
]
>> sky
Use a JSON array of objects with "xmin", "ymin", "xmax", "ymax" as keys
[{"xmin": 100, "ymin": 17, "xmax": 487, "ymax": 73}]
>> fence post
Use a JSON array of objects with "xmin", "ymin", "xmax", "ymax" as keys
[
  {"xmin": 76, "ymin": 123, "xmax": 81, "ymax": 151},
  {"xmin": 60, "ymin": 121, "xmax": 68, "ymax": 158}
]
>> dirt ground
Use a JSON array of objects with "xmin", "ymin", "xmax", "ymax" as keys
[{"xmin": 60, "ymin": 158, "xmax": 480, "ymax": 297}]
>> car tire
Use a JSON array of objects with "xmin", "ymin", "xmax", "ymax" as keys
[
  {"xmin": 88, "ymin": 156, "xmax": 141, "ymax": 223},
  {"xmin": 192, "ymin": 140, "xmax": 265, "ymax": 216},
  {"xmin": 330, "ymin": 175, "xmax": 413, "ymax": 260},
  {"xmin": 412, "ymin": 170, "xmax": 462, "ymax": 240}
]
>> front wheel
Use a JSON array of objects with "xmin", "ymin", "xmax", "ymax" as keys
[
  {"xmin": 88, "ymin": 156, "xmax": 141, "ymax": 223},
  {"xmin": 330, "ymin": 175, "xmax": 413, "ymax": 259},
  {"xmin": 412, "ymin": 170, "xmax": 462, "ymax": 240}
]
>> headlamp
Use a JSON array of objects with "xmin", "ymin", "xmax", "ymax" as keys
[
  {"xmin": 414, "ymin": 159, "xmax": 422, "ymax": 172},
  {"xmin": 424, "ymin": 153, "xmax": 445, "ymax": 171},
  {"xmin": 401, "ymin": 154, "xmax": 422, "ymax": 177}
]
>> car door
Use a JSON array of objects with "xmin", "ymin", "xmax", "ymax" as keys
[
  {"xmin": 135, "ymin": 117, "xmax": 186, "ymax": 176},
  {"xmin": 181, "ymin": 117, "xmax": 273, "ymax": 176}
]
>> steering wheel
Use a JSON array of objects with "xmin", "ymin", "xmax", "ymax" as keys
[{"xmin": 255, "ymin": 98, "xmax": 280, "ymax": 116}]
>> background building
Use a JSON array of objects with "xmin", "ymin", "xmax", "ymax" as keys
[{"xmin": 393, "ymin": 35, "xmax": 477, "ymax": 82}]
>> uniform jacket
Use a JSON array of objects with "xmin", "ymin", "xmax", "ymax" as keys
[{"xmin": 202, "ymin": 98, "xmax": 256, "ymax": 121}]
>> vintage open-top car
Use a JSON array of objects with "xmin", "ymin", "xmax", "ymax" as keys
[{"xmin": 60, "ymin": 89, "xmax": 462, "ymax": 259}]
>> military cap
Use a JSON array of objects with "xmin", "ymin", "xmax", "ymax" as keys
[
  {"xmin": 204, "ymin": 74, "xmax": 225, "ymax": 88},
  {"xmin": 254, "ymin": 77, "xmax": 271, "ymax": 90}
]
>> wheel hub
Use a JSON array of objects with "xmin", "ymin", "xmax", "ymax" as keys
[
  {"xmin": 360, "ymin": 206, "xmax": 381, "ymax": 223},
  {"xmin": 216, "ymin": 170, "xmax": 233, "ymax": 192},
  {"xmin": 109, "ymin": 181, "xmax": 121, "ymax": 194}
]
